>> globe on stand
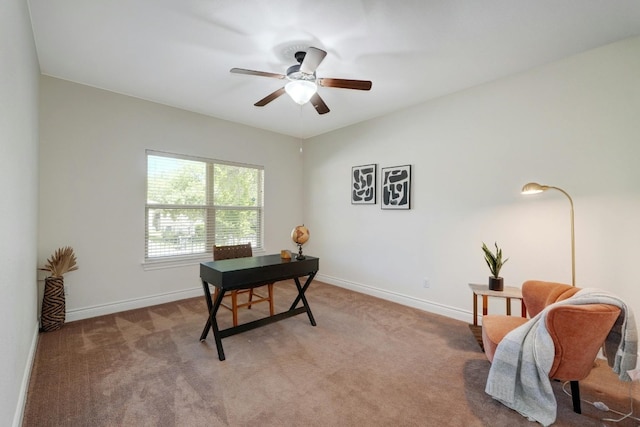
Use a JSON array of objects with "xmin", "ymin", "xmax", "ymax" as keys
[{"xmin": 291, "ymin": 225, "xmax": 310, "ymax": 260}]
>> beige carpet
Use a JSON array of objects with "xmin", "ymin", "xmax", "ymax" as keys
[{"xmin": 23, "ymin": 281, "xmax": 639, "ymax": 426}]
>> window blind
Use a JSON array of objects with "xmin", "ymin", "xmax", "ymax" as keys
[{"xmin": 145, "ymin": 150, "xmax": 264, "ymax": 260}]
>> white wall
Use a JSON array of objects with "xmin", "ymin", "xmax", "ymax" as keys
[
  {"xmin": 0, "ymin": 0, "xmax": 40, "ymax": 425},
  {"xmin": 303, "ymin": 36, "xmax": 640, "ymax": 323},
  {"xmin": 38, "ymin": 77, "xmax": 303, "ymax": 319}
]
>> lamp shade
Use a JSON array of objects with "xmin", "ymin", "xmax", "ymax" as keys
[
  {"xmin": 521, "ymin": 182, "xmax": 549, "ymax": 195},
  {"xmin": 285, "ymin": 80, "xmax": 317, "ymax": 105}
]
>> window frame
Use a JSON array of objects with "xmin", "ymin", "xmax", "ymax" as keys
[{"xmin": 144, "ymin": 150, "xmax": 264, "ymax": 267}]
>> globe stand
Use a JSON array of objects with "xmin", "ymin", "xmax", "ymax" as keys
[{"xmin": 296, "ymin": 243, "xmax": 305, "ymax": 260}]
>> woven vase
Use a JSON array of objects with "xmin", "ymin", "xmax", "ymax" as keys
[{"xmin": 41, "ymin": 276, "xmax": 66, "ymax": 332}]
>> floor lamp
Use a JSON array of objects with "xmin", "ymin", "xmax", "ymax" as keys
[{"xmin": 521, "ymin": 182, "xmax": 575, "ymax": 287}]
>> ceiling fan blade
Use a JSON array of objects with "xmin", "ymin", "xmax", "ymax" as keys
[
  {"xmin": 310, "ymin": 93, "xmax": 330, "ymax": 115},
  {"xmin": 230, "ymin": 68, "xmax": 285, "ymax": 79},
  {"xmin": 317, "ymin": 78, "xmax": 372, "ymax": 91},
  {"xmin": 254, "ymin": 87, "xmax": 286, "ymax": 107},
  {"xmin": 300, "ymin": 47, "xmax": 327, "ymax": 74}
]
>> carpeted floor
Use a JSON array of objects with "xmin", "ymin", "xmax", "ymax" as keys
[{"xmin": 23, "ymin": 281, "xmax": 639, "ymax": 426}]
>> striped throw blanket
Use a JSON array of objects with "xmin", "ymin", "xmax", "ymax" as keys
[{"xmin": 484, "ymin": 288, "xmax": 638, "ymax": 426}]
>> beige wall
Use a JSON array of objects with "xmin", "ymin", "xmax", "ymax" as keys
[
  {"xmin": 1, "ymin": 0, "xmax": 40, "ymax": 425},
  {"xmin": 303, "ymin": 36, "xmax": 640, "ymax": 323}
]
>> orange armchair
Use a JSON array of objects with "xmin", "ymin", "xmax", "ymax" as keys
[{"xmin": 482, "ymin": 280, "xmax": 621, "ymax": 414}]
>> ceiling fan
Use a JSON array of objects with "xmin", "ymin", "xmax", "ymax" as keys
[{"xmin": 230, "ymin": 47, "xmax": 372, "ymax": 115}]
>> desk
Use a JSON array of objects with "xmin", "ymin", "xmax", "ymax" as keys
[
  {"xmin": 199, "ymin": 254, "xmax": 319, "ymax": 361},
  {"xmin": 468, "ymin": 283, "xmax": 526, "ymax": 326}
]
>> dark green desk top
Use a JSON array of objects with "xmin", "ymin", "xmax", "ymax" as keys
[{"xmin": 200, "ymin": 254, "xmax": 319, "ymax": 290}]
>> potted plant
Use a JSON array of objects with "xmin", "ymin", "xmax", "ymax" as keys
[
  {"xmin": 40, "ymin": 246, "xmax": 78, "ymax": 332},
  {"xmin": 482, "ymin": 242, "xmax": 508, "ymax": 291}
]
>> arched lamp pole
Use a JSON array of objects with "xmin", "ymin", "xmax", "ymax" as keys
[{"xmin": 521, "ymin": 182, "xmax": 575, "ymax": 287}]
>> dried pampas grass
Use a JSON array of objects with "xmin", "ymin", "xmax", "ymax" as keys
[{"xmin": 42, "ymin": 246, "xmax": 78, "ymax": 278}]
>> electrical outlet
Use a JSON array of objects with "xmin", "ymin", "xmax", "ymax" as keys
[{"xmin": 423, "ymin": 278, "xmax": 430, "ymax": 288}]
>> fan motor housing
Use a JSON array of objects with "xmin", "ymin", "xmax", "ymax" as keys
[
  {"xmin": 294, "ymin": 51, "xmax": 306, "ymax": 63},
  {"xmin": 286, "ymin": 64, "xmax": 315, "ymax": 81},
  {"xmin": 286, "ymin": 50, "xmax": 316, "ymax": 81}
]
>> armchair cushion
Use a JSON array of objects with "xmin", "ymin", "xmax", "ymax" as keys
[{"xmin": 481, "ymin": 315, "xmax": 528, "ymax": 363}]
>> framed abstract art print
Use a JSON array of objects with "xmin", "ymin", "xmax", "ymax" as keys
[
  {"xmin": 351, "ymin": 164, "xmax": 376, "ymax": 204},
  {"xmin": 381, "ymin": 165, "xmax": 411, "ymax": 210}
]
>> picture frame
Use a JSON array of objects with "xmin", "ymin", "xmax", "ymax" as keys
[
  {"xmin": 381, "ymin": 165, "xmax": 411, "ymax": 210},
  {"xmin": 351, "ymin": 164, "xmax": 377, "ymax": 204}
]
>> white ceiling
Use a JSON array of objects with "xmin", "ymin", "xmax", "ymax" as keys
[{"xmin": 28, "ymin": 0, "xmax": 640, "ymax": 139}]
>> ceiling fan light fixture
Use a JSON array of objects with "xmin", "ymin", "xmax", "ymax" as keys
[
  {"xmin": 285, "ymin": 80, "xmax": 317, "ymax": 105},
  {"xmin": 230, "ymin": 45, "xmax": 370, "ymax": 114}
]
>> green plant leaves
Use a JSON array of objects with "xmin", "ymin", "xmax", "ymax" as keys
[{"xmin": 482, "ymin": 242, "xmax": 508, "ymax": 278}]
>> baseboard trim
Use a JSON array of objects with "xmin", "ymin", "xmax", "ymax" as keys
[
  {"xmin": 14, "ymin": 322, "xmax": 39, "ymax": 427},
  {"xmin": 66, "ymin": 287, "xmax": 203, "ymax": 322},
  {"xmin": 65, "ymin": 275, "xmax": 472, "ymax": 324},
  {"xmin": 316, "ymin": 273, "xmax": 471, "ymax": 323}
]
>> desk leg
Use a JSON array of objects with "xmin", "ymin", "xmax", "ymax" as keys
[
  {"xmin": 210, "ymin": 290, "xmax": 226, "ymax": 361},
  {"xmin": 482, "ymin": 295, "xmax": 488, "ymax": 317},
  {"xmin": 290, "ymin": 272, "xmax": 317, "ymax": 326},
  {"xmin": 199, "ymin": 281, "xmax": 227, "ymax": 361},
  {"xmin": 288, "ymin": 272, "xmax": 316, "ymax": 310},
  {"xmin": 521, "ymin": 300, "xmax": 527, "ymax": 318},
  {"xmin": 472, "ymin": 293, "xmax": 478, "ymax": 326},
  {"xmin": 506, "ymin": 297, "xmax": 512, "ymax": 316},
  {"xmin": 199, "ymin": 280, "xmax": 214, "ymax": 341}
]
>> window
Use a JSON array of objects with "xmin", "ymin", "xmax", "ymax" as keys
[{"xmin": 145, "ymin": 150, "xmax": 264, "ymax": 261}]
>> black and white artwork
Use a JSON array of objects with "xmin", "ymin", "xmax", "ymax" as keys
[
  {"xmin": 381, "ymin": 165, "xmax": 411, "ymax": 210},
  {"xmin": 351, "ymin": 164, "xmax": 376, "ymax": 204}
]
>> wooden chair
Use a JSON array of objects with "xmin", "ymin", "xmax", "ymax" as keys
[{"xmin": 212, "ymin": 243, "xmax": 275, "ymax": 326}]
